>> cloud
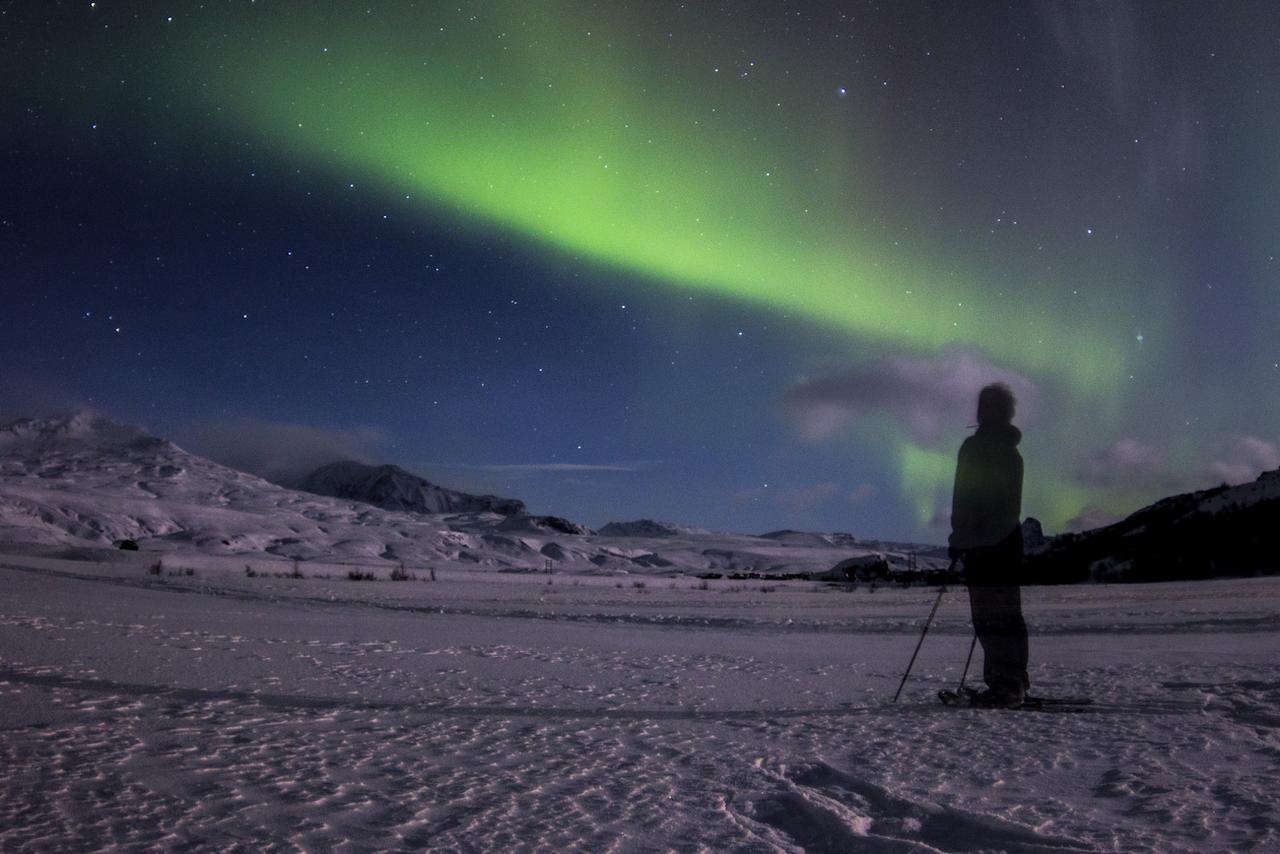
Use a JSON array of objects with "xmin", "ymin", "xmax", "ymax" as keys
[
  {"xmin": 1203, "ymin": 436, "xmax": 1280, "ymax": 486},
  {"xmin": 1076, "ymin": 438, "xmax": 1166, "ymax": 488},
  {"xmin": 1059, "ymin": 437, "xmax": 1280, "ymax": 530},
  {"xmin": 1036, "ymin": 0, "xmax": 1204, "ymax": 188},
  {"xmin": 782, "ymin": 347, "xmax": 1039, "ymax": 445},
  {"xmin": 455, "ymin": 460, "xmax": 645, "ymax": 473},
  {"xmin": 1037, "ymin": 0, "xmax": 1141, "ymax": 109},
  {"xmin": 178, "ymin": 418, "xmax": 391, "ymax": 484},
  {"xmin": 1076, "ymin": 435, "xmax": 1280, "ymax": 494},
  {"xmin": 1067, "ymin": 435, "xmax": 1280, "ymax": 531},
  {"xmin": 438, "ymin": 462, "xmax": 650, "ymax": 474}
]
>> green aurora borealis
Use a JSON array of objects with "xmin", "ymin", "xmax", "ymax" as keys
[
  {"xmin": 5, "ymin": 1, "xmax": 1278, "ymax": 537},
  {"xmin": 177, "ymin": 3, "xmax": 1145, "ymax": 388},
  {"xmin": 167, "ymin": 2, "xmax": 1144, "ymax": 529}
]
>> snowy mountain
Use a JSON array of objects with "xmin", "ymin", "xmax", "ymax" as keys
[
  {"xmin": 0, "ymin": 411, "xmax": 153, "ymax": 449},
  {"xmin": 0, "ymin": 413, "xmax": 915, "ymax": 575},
  {"xmin": 1029, "ymin": 469, "xmax": 1280, "ymax": 582},
  {"xmin": 0, "ymin": 412, "xmax": 468, "ymax": 562},
  {"xmin": 294, "ymin": 460, "xmax": 525, "ymax": 516},
  {"xmin": 10, "ymin": 412, "xmax": 1271, "ymax": 583}
]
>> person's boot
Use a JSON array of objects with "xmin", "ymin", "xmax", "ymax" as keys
[{"xmin": 971, "ymin": 686, "xmax": 1025, "ymax": 708}]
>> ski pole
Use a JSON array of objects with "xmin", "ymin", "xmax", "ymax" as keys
[
  {"xmin": 957, "ymin": 632, "xmax": 978, "ymax": 691},
  {"xmin": 892, "ymin": 566, "xmax": 952, "ymax": 703}
]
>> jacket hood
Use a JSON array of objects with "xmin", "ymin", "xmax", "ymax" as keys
[{"xmin": 975, "ymin": 422, "xmax": 1022, "ymax": 446}]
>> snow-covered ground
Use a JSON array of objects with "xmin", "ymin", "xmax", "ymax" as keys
[{"xmin": 2, "ymin": 550, "xmax": 1277, "ymax": 851}]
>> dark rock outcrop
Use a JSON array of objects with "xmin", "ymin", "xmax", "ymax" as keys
[
  {"xmin": 294, "ymin": 460, "xmax": 525, "ymax": 516},
  {"xmin": 597, "ymin": 519, "xmax": 708, "ymax": 538}
]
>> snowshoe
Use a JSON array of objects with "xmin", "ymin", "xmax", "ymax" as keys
[{"xmin": 939, "ymin": 686, "xmax": 1092, "ymax": 712}]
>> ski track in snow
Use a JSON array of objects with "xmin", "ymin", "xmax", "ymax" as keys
[{"xmin": 2, "ymin": 557, "xmax": 1279, "ymax": 851}]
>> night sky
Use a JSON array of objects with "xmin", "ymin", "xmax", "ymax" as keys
[{"xmin": 3, "ymin": 1, "xmax": 1278, "ymax": 541}]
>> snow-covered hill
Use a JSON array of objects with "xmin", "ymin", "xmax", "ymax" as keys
[
  {"xmin": 0, "ymin": 413, "xmax": 470, "ymax": 563},
  {"xmin": 1030, "ymin": 469, "xmax": 1280, "ymax": 582},
  {"xmin": 0, "ymin": 413, "xmax": 922, "ymax": 575}
]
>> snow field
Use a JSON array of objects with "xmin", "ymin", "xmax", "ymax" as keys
[{"xmin": 1, "ymin": 554, "xmax": 1278, "ymax": 851}]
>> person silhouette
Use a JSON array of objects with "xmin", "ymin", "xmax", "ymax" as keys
[{"xmin": 949, "ymin": 383, "xmax": 1029, "ymax": 707}]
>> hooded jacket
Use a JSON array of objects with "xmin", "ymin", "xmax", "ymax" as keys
[{"xmin": 949, "ymin": 422, "xmax": 1023, "ymax": 552}]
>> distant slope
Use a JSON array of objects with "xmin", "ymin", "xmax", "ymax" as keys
[
  {"xmin": 0, "ymin": 413, "xmax": 472, "ymax": 563},
  {"xmin": 0, "ymin": 413, "xmax": 922, "ymax": 575},
  {"xmin": 294, "ymin": 460, "xmax": 525, "ymax": 516},
  {"xmin": 1029, "ymin": 470, "xmax": 1280, "ymax": 582}
]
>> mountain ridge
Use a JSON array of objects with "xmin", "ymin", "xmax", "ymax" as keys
[
  {"xmin": 293, "ymin": 460, "xmax": 526, "ymax": 517},
  {"xmin": 6, "ymin": 412, "xmax": 1270, "ymax": 580},
  {"xmin": 1029, "ymin": 468, "xmax": 1280, "ymax": 582},
  {"xmin": 0, "ymin": 413, "xmax": 916, "ymax": 575}
]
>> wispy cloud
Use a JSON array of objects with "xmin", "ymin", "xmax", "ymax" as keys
[
  {"xmin": 1036, "ymin": 0, "xmax": 1205, "ymax": 188},
  {"xmin": 1037, "ymin": 0, "xmax": 1141, "ymax": 110},
  {"xmin": 1076, "ymin": 434, "xmax": 1280, "ymax": 494},
  {"xmin": 436, "ymin": 461, "xmax": 655, "ymax": 474},
  {"xmin": 1204, "ymin": 436, "xmax": 1280, "ymax": 486},
  {"xmin": 1077, "ymin": 438, "xmax": 1167, "ymax": 488},
  {"xmin": 782, "ymin": 347, "xmax": 1039, "ymax": 446}
]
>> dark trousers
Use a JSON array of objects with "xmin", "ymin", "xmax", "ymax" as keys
[{"xmin": 967, "ymin": 585, "xmax": 1029, "ymax": 695}]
